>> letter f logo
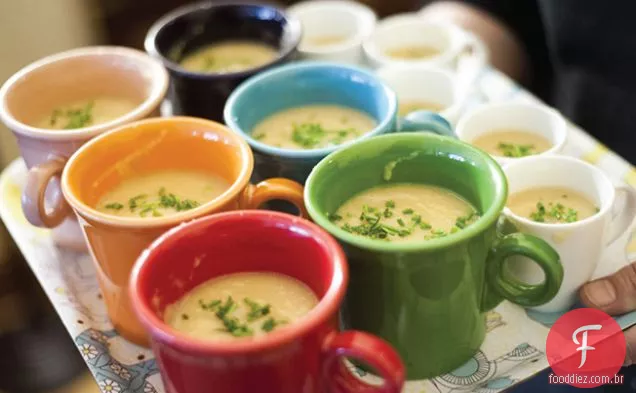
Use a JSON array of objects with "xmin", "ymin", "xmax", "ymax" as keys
[{"xmin": 572, "ymin": 324, "xmax": 602, "ymax": 368}]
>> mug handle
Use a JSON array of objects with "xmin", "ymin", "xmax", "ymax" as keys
[
  {"xmin": 22, "ymin": 157, "xmax": 72, "ymax": 228},
  {"xmin": 400, "ymin": 110, "xmax": 456, "ymax": 138},
  {"xmin": 456, "ymin": 30, "xmax": 488, "ymax": 76},
  {"xmin": 481, "ymin": 233, "xmax": 564, "ymax": 312},
  {"xmin": 605, "ymin": 185, "xmax": 636, "ymax": 246},
  {"xmin": 239, "ymin": 177, "xmax": 308, "ymax": 218},
  {"xmin": 322, "ymin": 331, "xmax": 405, "ymax": 393}
]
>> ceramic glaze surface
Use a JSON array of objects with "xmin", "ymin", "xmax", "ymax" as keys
[
  {"xmin": 146, "ymin": 3, "xmax": 301, "ymax": 122},
  {"xmin": 225, "ymin": 62, "xmax": 398, "ymax": 184},
  {"xmin": 305, "ymin": 133, "xmax": 563, "ymax": 378},
  {"xmin": 503, "ymin": 156, "xmax": 636, "ymax": 313},
  {"xmin": 129, "ymin": 211, "xmax": 405, "ymax": 393},
  {"xmin": 61, "ymin": 118, "xmax": 307, "ymax": 346}
]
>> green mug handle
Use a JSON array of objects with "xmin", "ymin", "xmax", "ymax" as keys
[
  {"xmin": 399, "ymin": 110, "xmax": 457, "ymax": 138},
  {"xmin": 481, "ymin": 233, "xmax": 564, "ymax": 311}
]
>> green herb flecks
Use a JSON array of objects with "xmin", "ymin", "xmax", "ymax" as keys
[
  {"xmin": 196, "ymin": 296, "xmax": 284, "ymax": 337},
  {"xmin": 496, "ymin": 143, "xmax": 535, "ymax": 158},
  {"xmin": 244, "ymin": 298, "xmax": 271, "ymax": 322},
  {"xmin": 199, "ymin": 299, "xmax": 222, "ymax": 311},
  {"xmin": 262, "ymin": 317, "xmax": 287, "ymax": 332},
  {"xmin": 333, "ymin": 199, "xmax": 480, "ymax": 242},
  {"xmin": 291, "ymin": 123, "xmax": 359, "ymax": 149},
  {"xmin": 328, "ymin": 212, "xmax": 343, "ymax": 222},
  {"xmin": 455, "ymin": 211, "xmax": 479, "ymax": 229},
  {"xmin": 529, "ymin": 201, "xmax": 579, "ymax": 223},
  {"xmin": 104, "ymin": 188, "xmax": 200, "ymax": 218},
  {"xmin": 49, "ymin": 101, "xmax": 95, "ymax": 129}
]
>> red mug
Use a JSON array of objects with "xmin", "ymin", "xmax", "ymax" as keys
[{"xmin": 129, "ymin": 211, "xmax": 405, "ymax": 393}]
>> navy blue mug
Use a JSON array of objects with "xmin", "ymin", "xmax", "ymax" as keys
[
  {"xmin": 224, "ymin": 61, "xmax": 456, "ymax": 186},
  {"xmin": 145, "ymin": 1, "xmax": 301, "ymax": 122}
]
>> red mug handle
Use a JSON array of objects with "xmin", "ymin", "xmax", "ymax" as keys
[{"xmin": 323, "ymin": 331, "xmax": 405, "ymax": 393}]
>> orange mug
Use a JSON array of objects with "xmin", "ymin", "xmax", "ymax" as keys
[{"xmin": 60, "ymin": 117, "xmax": 307, "ymax": 346}]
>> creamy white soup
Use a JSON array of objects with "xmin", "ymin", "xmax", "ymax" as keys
[
  {"xmin": 304, "ymin": 35, "xmax": 349, "ymax": 47},
  {"xmin": 96, "ymin": 170, "xmax": 229, "ymax": 218},
  {"xmin": 385, "ymin": 45, "xmax": 441, "ymax": 60},
  {"xmin": 179, "ymin": 41, "xmax": 277, "ymax": 74},
  {"xmin": 471, "ymin": 129, "xmax": 552, "ymax": 158},
  {"xmin": 37, "ymin": 97, "xmax": 140, "ymax": 130},
  {"xmin": 252, "ymin": 104, "xmax": 377, "ymax": 150},
  {"xmin": 165, "ymin": 272, "xmax": 318, "ymax": 341},
  {"xmin": 331, "ymin": 183, "xmax": 480, "ymax": 242},
  {"xmin": 398, "ymin": 100, "xmax": 445, "ymax": 117},
  {"xmin": 508, "ymin": 187, "xmax": 598, "ymax": 224}
]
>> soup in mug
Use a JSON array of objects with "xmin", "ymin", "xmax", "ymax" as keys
[
  {"xmin": 252, "ymin": 104, "xmax": 377, "ymax": 150},
  {"xmin": 96, "ymin": 170, "xmax": 230, "ymax": 218},
  {"xmin": 180, "ymin": 41, "xmax": 277, "ymax": 74},
  {"xmin": 165, "ymin": 272, "xmax": 318, "ymax": 341},
  {"xmin": 398, "ymin": 100, "xmax": 445, "ymax": 117},
  {"xmin": 36, "ymin": 97, "xmax": 140, "ymax": 130},
  {"xmin": 471, "ymin": 129, "xmax": 552, "ymax": 158},
  {"xmin": 385, "ymin": 45, "xmax": 441, "ymax": 60},
  {"xmin": 330, "ymin": 183, "xmax": 480, "ymax": 242},
  {"xmin": 507, "ymin": 187, "xmax": 599, "ymax": 224},
  {"xmin": 304, "ymin": 35, "xmax": 349, "ymax": 47}
]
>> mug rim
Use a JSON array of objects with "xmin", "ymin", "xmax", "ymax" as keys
[
  {"xmin": 0, "ymin": 46, "xmax": 169, "ymax": 141},
  {"xmin": 223, "ymin": 61, "xmax": 398, "ymax": 159},
  {"xmin": 129, "ymin": 210, "xmax": 348, "ymax": 355},
  {"xmin": 60, "ymin": 116, "xmax": 254, "ymax": 229},
  {"xmin": 287, "ymin": 0, "xmax": 377, "ymax": 54},
  {"xmin": 362, "ymin": 16, "xmax": 464, "ymax": 67},
  {"xmin": 502, "ymin": 155, "xmax": 615, "ymax": 229},
  {"xmin": 455, "ymin": 101, "xmax": 569, "ymax": 163},
  {"xmin": 304, "ymin": 132, "xmax": 508, "ymax": 252},
  {"xmin": 376, "ymin": 64, "xmax": 461, "ymax": 118},
  {"xmin": 144, "ymin": 1, "xmax": 302, "ymax": 80}
]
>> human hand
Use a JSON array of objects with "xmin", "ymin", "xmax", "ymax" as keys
[{"xmin": 580, "ymin": 262, "xmax": 636, "ymax": 366}]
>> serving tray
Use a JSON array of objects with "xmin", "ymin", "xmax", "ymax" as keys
[{"xmin": 2, "ymin": 66, "xmax": 636, "ymax": 393}]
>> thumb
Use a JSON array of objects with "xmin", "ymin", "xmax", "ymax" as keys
[
  {"xmin": 580, "ymin": 262, "xmax": 636, "ymax": 367},
  {"xmin": 579, "ymin": 262, "xmax": 636, "ymax": 315}
]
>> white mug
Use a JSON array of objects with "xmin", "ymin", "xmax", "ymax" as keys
[
  {"xmin": 362, "ymin": 15, "xmax": 487, "ymax": 70},
  {"xmin": 502, "ymin": 155, "xmax": 636, "ymax": 313},
  {"xmin": 456, "ymin": 102, "xmax": 568, "ymax": 166},
  {"xmin": 287, "ymin": 0, "xmax": 377, "ymax": 65},
  {"xmin": 376, "ymin": 65, "xmax": 462, "ymax": 126}
]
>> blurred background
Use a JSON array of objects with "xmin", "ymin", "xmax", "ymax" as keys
[{"xmin": 0, "ymin": 1, "xmax": 421, "ymax": 392}]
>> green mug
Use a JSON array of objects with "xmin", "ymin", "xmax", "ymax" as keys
[{"xmin": 304, "ymin": 133, "xmax": 564, "ymax": 379}]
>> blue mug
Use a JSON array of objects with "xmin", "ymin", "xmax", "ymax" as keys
[{"xmin": 224, "ymin": 61, "xmax": 455, "ymax": 185}]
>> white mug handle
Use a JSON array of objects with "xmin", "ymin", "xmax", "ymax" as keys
[
  {"xmin": 605, "ymin": 185, "xmax": 636, "ymax": 246},
  {"xmin": 455, "ymin": 30, "xmax": 489, "ymax": 103}
]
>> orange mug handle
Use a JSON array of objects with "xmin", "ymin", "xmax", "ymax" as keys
[
  {"xmin": 22, "ymin": 157, "xmax": 72, "ymax": 228},
  {"xmin": 239, "ymin": 178, "xmax": 308, "ymax": 218}
]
